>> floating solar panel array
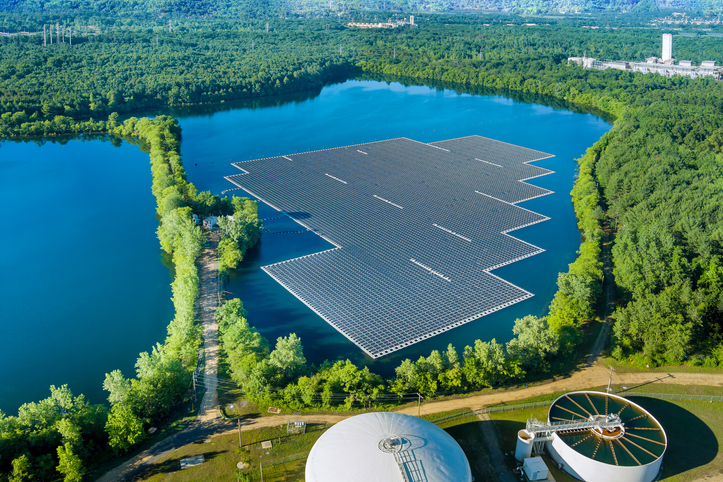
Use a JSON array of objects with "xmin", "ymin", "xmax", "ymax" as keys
[{"xmin": 225, "ymin": 136, "xmax": 554, "ymax": 358}]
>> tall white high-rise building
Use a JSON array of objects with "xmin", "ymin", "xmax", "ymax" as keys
[{"xmin": 662, "ymin": 33, "xmax": 673, "ymax": 61}]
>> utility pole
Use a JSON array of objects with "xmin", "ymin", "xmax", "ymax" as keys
[
  {"xmin": 416, "ymin": 393, "xmax": 423, "ymax": 417},
  {"xmin": 238, "ymin": 418, "xmax": 242, "ymax": 448},
  {"xmin": 169, "ymin": 19, "xmax": 172, "ymax": 33},
  {"xmin": 606, "ymin": 366, "xmax": 616, "ymax": 394},
  {"xmin": 69, "ymin": 27, "xmax": 71, "ymax": 45},
  {"xmin": 44, "ymin": 25, "xmax": 46, "ymax": 46},
  {"xmin": 266, "ymin": 22, "xmax": 269, "ymax": 33},
  {"xmin": 479, "ymin": 46, "xmax": 482, "ymax": 60},
  {"xmin": 393, "ymin": 46, "xmax": 396, "ymax": 58},
  {"xmin": 339, "ymin": 44, "xmax": 342, "ymax": 55},
  {"xmin": 56, "ymin": 22, "xmax": 59, "ymax": 44},
  {"xmin": 49, "ymin": 24, "xmax": 52, "ymax": 44},
  {"xmin": 252, "ymin": 39, "xmax": 254, "ymax": 50}
]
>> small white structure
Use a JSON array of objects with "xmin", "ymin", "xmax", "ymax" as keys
[
  {"xmin": 523, "ymin": 456, "xmax": 549, "ymax": 481},
  {"xmin": 202, "ymin": 216, "xmax": 218, "ymax": 230},
  {"xmin": 180, "ymin": 454, "xmax": 205, "ymax": 469},
  {"xmin": 305, "ymin": 412, "xmax": 472, "ymax": 482}
]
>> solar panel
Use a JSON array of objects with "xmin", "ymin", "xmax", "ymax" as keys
[{"xmin": 225, "ymin": 136, "xmax": 554, "ymax": 358}]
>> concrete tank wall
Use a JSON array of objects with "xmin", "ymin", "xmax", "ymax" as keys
[{"xmin": 546, "ymin": 433, "xmax": 663, "ymax": 482}]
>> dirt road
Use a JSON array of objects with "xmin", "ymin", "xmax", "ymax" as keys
[{"xmin": 197, "ymin": 232, "xmax": 220, "ymax": 422}]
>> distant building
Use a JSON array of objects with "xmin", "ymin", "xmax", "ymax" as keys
[
  {"xmin": 347, "ymin": 16, "xmax": 417, "ymax": 29},
  {"xmin": 569, "ymin": 34, "xmax": 722, "ymax": 81},
  {"xmin": 662, "ymin": 33, "xmax": 673, "ymax": 62}
]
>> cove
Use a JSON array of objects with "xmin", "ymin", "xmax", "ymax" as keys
[
  {"xmin": 172, "ymin": 79, "xmax": 612, "ymax": 376},
  {"xmin": 0, "ymin": 138, "xmax": 174, "ymax": 414}
]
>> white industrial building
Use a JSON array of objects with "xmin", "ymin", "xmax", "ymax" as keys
[
  {"xmin": 569, "ymin": 34, "xmax": 722, "ymax": 80},
  {"xmin": 516, "ymin": 391, "xmax": 667, "ymax": 482},
  {"xmin": 305, "ymin": 412, "xmax": 472, "ymax": 482}
]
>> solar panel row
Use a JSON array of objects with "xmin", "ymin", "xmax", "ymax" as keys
[{"xmin": 225, "ymin": 135, "xmax": 554, "ymax": 358}]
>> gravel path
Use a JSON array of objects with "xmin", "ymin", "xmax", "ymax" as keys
[{"xmin": 197, "ymin": 232, "xmax": 220, "ymax": 423}]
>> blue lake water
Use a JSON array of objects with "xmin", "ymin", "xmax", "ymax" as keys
[
  {"xmin": 0, "ymin": 80, "xmax": 611, "ymax": 413},
  {"xmin": 0, "ymin": 139, "xmax": 175, "ymax": 414},
  {"xmin": 173, "ymin": 80, "xmax": 611, "ymax": 376}
]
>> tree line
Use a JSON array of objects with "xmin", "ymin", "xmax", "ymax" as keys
[{"xmin": 2, "ymin": 13, "xmax": 723, "ymax": 479}]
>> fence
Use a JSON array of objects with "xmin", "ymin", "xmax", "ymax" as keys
[
  {"xmin": 621, "ymin": 392, "xmax": 723, "ymax": 402},
  {"xmin": 429, "ymin": 399, "xmax": 554, "ymax": 426},
  {"xmin": 427, "ymin": 391, "xmax": 722, "ymax": 427},
  {"xmin": 257, "ymin": 451, "xmax": 310, "ymax": 482}
]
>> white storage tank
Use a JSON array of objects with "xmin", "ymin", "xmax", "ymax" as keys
[
  {"xmin": 515, "ymin": 429, "xmax": 535, "ymax": 462},
  {"xmin": 545, "ymin": 391, "xmax": 667, "ymax": 482},
  {"xmin": 306, "ymin": 412, "xmax": 472, "ymax": 482}
]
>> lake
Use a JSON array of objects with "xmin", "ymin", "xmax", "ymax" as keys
[
  {"xmin": 0, "ymin": 79, "xmax": 610, "ymax": 413},
  {"xmin": 173, "ymin": 79, "xmax": 611, "ymax": 376},
  {"xmin": 0, "ymin": 138, "xmax": 174, "ymax": 414}
]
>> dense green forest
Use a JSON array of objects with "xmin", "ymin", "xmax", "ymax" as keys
[
  {"xmin": 2, "ymin": 11, "xmax": 723, "ymax": 480},
  {"xmin": 2, "ymin": 0, "xmax": 723, "ymax": 16}
]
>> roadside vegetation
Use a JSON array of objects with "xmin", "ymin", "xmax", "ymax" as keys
[{"xmin": 1, "ymin": 7, "xmax": 723, "ymax": 481}]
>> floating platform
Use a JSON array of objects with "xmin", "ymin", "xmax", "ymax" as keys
[{"xmin": 225, "ymin": 136, "xmax": 554, "ymax": 358}]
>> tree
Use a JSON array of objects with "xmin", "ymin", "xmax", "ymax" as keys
[
  {"xmin": 506, "ymin": 315, "xmax": 559, "ymax": 373},
  {"xmin": 9, "ymin": 454, "xmax": 32, "ymax": 482},
  {"xmin": 103, "ymin": 370, "xmax": 131, "ymax": 406},
  {"xmin": 269, "ymin": 334, "xmax": 306, "ymax": 384},
  {"xmin": 56, "ymin": 443, "xmax": 83, "ymax": 482},
  {"xmin": 105, "ymin": 404, "xmax": 144, "ymax": 453}
]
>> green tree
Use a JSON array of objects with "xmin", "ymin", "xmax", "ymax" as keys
[
  {"xmin": 506, "ymin": 315, "xmax": 559, "ymax": 373},
  {"xmin": 103, "ymin": 370, "xmax": 131, "ymax": 406},
  {"xmin": 9, "ymin": 454, "xmax": 32, "ymax": 482},
  {"xmin": 105, "ymin": 404, "xmax": 144, "ymax": 453},
  {"xmin": 269, "ymin": 334, "xmax": 307, "ymax": 384},
  {"xmin": 56, "ymin": 443, "xmax": 83, "ymax": 482}
]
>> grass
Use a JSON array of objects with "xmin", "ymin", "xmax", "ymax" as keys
[
  {"xmin": 602, "ymin": 356, "xmax": 723, "ymax": 375},
  {"xmin": 134, "ymin": 422, "xmax": 330, "ymax": 482}
]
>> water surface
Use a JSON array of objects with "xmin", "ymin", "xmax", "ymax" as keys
[
  {"xmin": 174, "ymin": 80, "xmax": 612, "ymax": 375},
  {"xmin": 0, "ymin": 138, "xmax": 174, "ymax": 413}
]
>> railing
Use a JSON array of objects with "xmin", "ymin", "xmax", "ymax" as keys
[{"xmin": 526, "ymin": 416, "xmax": 622, "ymax": 437}]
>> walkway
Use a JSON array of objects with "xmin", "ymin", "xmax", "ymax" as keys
[{"xmin": 197, "ymin": 231, "xmax": 220, "ymax": 422}]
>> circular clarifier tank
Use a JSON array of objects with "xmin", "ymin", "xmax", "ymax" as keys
[{"xmin": 546, "ymin": 391, "xmax": 667, "ymax": 482}]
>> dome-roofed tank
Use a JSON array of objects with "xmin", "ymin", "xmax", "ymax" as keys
[
  {"xmin": 546, "ymin": 391, "xmax": 667, "ymax": 482},
  {"xmin": 305, "ymin": 412, "xmax": 472, "ymax": 482}
]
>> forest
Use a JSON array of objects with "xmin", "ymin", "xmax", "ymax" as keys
[{"xmin": 1, "ymin": 11, "xmax": 723, "ymax": 480}]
